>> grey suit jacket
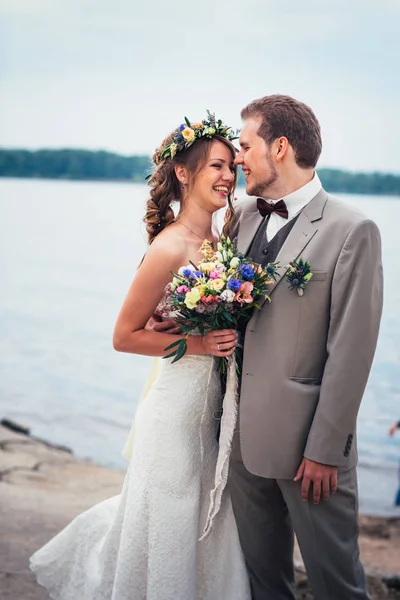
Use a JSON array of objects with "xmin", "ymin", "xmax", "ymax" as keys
[{"xmin": 230, "ymin": 189, "xmax": 383, "ymax": 479}]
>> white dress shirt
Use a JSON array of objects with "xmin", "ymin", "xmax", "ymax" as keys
[{"xmin": 263, "ymin": 172, "xmax": 322, "ymax": 241}]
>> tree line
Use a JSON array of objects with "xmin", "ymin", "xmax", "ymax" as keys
[
  {"xmin": 1, "ymin": 148, "xmax": 399, "ymax": 196},
  {"xmin": 0, "ymin": 149, "xmax": 150, "ymax": 182}
]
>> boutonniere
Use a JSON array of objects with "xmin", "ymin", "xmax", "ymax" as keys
[{"xmin": 285, "ymin": 258, "xmax": 313, "ymax": 296}]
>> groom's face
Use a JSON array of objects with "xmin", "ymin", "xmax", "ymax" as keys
[{"xmin": 235, "ymin": 116, "xmax": 278, "ymax": 198}]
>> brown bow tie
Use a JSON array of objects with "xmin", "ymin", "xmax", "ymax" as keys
[{"xmin": 257, "ymin": 198, "xmax": 289, "ymax": 220}]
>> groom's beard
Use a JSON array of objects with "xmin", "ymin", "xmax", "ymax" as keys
[{"xmin": 246, "ymin": 154, "xmax": 278, "ymax": 198}]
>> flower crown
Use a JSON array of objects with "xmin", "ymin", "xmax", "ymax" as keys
[{"xmin": 154, "ymin": 110, "xmax": 239, "ymax": 165}]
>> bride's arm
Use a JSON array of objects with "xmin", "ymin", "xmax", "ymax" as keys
[{"xmin": 112, "ymin": 238, "xmax": 237, "ymax": 358}]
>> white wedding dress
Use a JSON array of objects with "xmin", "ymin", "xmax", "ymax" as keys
[{"xmin": 30, "ymin": 327, "xmax": 251, "ymax": 599}]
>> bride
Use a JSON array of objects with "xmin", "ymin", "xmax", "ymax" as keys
[{"xmin": 30, "ymin": 115, "xmax": 251, "ymax": 599}]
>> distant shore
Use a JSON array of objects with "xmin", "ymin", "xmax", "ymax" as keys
[
  {"xmin": 1, "ymin": 148, "xmax": 400, "ymax": 195},
  {"xmin": 1, "ymin": 421, "xmax": 399, "ymax": 599}
]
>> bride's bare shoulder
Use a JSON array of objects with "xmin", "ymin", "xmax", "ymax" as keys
[{"xmin": 142, "ymin": 225, "xmax": 187, "ymax": 268}]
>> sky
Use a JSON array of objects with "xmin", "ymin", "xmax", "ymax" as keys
[{"xmin": 1, "ymin": 0, "xmax": 400, "ymax": 172}]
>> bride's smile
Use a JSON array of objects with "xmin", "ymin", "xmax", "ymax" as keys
[{"xmin": 180, "ymin": 139, "xmax": 236, "ymax": 214}]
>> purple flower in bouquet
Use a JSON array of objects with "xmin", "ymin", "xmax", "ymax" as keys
[
  {"xmin": 227, "ymin": 279, "xmax": 241, "ymax": 292},
  {"xmin": 239, "ymin": 264, "xmax": 255, "ymax": 281}
]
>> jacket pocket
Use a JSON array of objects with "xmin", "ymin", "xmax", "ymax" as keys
[
  {"xmin": 289, "ymin": 376, "xmax": 322, "ymax": 385},
  {"xmin": 309, "ymin": 271, "xmax": 327, "ymax": 281}
]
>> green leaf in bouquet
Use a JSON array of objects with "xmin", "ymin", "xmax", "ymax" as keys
[
  {"xmin": 170, "ymin": 270, "xmax": 188, "ymax": 283},
  {"xmin": 164, "ymin": 348, "xmax": 180, "ymax": 359},
  {"xmin": 164, "ymin": 339, "xmax": 182, "ymax": 352},
  {"xmin": 184, "ymin": 116, "xmax": 191, "ymax": 127},
  {"xmin": 180, "ymin": 325, "xmax": 194, "ymax": 335},
  {"xmin": 235, "ymin": 346, "xmax": 243, "ymax": 375},
  {"xmin": 216, "ymin": 356, "xmax": 228, "ymax": 374},
  {"xmin": 221, "ymin": 310, "xmax": 234, "ymax": 323},
  {"xmin": 171, "ymin": 339, "xmax": 188, "ymax": 363}
]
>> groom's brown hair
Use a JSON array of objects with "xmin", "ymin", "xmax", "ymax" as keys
[{"xmin": 241, "ymin": 94, "xmax": 322, "ymax": 169}]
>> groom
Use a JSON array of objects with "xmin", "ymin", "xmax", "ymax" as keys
[{"xmin": 227, "ymin": 95, "xmax": 383, "ymax": 600}]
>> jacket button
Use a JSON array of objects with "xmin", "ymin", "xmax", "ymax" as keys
[{"xmin": 262, "ymin": 248, "xmax": 268, "ymax": 255}]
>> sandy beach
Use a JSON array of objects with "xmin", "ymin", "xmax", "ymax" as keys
[{"xmin": 1, "ymin": 422, "xmax": 399, "ymax": 600}]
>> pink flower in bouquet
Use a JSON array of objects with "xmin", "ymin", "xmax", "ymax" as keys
[
  {"xmin": 234, "ymin": 281, "xmax": 254, "ymax": 304},
  {"xmin": 201, "ymin": 295, "xmax": 220, "ymax": 306},
  {"xmin": 176, "ymin": 285, "xmax": 191, "ymax": 295},
  {"xmin": 209, "ymin": 270, "xmax": 221, "ymax": 280}
]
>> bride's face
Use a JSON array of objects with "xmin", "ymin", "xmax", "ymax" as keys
[{"xmin": 190, "ymin": 140, "xmax": 236, "ymax": 213}]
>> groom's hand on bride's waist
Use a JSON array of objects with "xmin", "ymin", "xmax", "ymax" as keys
[
  {"xmin": 294, "ymin": 458, "xmax": 338, "ymax": 504},
  {"xmin": 146, "ymin": 315, "xmax": 181, "ymax": 335}
]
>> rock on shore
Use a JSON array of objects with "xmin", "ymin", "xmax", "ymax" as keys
[{"xmin": 1, "ymin": 424, "xmax": 399, "ymax": 600}]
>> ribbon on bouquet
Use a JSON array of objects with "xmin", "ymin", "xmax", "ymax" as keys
[{"xmin": 199, "ymin": 354, "xmax": 239, "ymax": 541}]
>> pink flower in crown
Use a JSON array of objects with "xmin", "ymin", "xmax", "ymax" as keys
[
  {"xmin": 177, "ymin": 285, "xmax": 191, "ymax": 295},
  {"xmin": 234, "ymin": 281, "xmax": 254, "ymax": 304},
  {"xmin": 209, "ymin": 270, "xmax": 221, "ymax": 280}
]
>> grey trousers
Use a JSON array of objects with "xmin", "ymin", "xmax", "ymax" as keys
[{"xmin": 228, "ymin": 430, "xmax": 370, "ymax": 600}]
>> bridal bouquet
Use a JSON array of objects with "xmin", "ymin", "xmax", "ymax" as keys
[{"xmin": 163, "ymin": 236, "xmax": 278, "ymax": 373}]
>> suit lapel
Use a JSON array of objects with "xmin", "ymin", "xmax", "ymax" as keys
[{"xmin": 259, "ymin": 188, "xmax": 329, "ymax": 306}]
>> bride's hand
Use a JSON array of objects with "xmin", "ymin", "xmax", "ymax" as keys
[{"xmin": 201, "ymin": 330, "xmax": 238, "ymax": 357}]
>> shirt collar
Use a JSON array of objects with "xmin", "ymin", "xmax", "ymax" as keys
[{"xmin": 269, "ymin": 172, "xmax": 322, "ymax": 219}]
